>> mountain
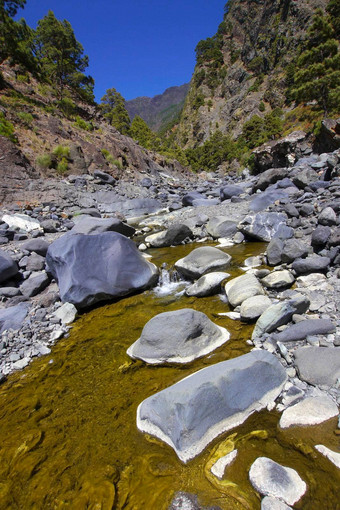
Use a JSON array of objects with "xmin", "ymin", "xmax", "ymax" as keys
[
  {"xmin": 126, "ymin": 83, "xmax": 190, "ymax": 132},
  {"xmin": 175, "ymin": 0, "xmax": 330, "ymax": 149}
]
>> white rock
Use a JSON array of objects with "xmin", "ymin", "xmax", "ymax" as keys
[
  {"xmin": 53, "ymin": 302, "xmax": 78, "ymax": 325},
  {"xmin": 315, "ymin": 445, "xmax": 340, "ymax": 469},
  {"xmin": 50, "ymin": 330, "xmax": 64, "ymax": 342},
  {"xmin": 210, "ymin": 449, "xmax": 238, "ymax": 479},
  {"xmin": 2, "ymin": 214, "xmax": 42, "ymax": 232},
  {"xmin": 12, "ymin": 357, "xmax": 30, "ymax": 370},
  {"xmin": 261, "ymin": 496, "xmax": 292, "ymax": 509},
  {"xmin": 249, "ymin": 457, "xmax": 307, "ymax": 506},
  {"xmin": 279, "ymin": 396, "xmax": 338, "ymax": 428}
]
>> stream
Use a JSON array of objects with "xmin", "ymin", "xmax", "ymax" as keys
[{"xmin": 0, "ymin": 241, "xmax": 339, "ymax": 509}]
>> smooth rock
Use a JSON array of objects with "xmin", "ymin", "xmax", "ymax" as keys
[
  {"xmin": 175, "ymin": 247, "xmax": 231, "ymax": 280},
  {"xmin": 273, "ymin": 319, "xmax": 335, "ymax": 343},
  {"xmin": 127, "ymin": 308, "xmax": 230, "ymax": 364},
  {"xmin": 240, "ymin": 295, "xmax": 272, "ymax": 321},
  {"xmin": 318, "ymin": 207, "xmax": 337, "ymax": 226},
  {"xmin": 280, "ymin": 396, "xmax": 338, "ymax": 428},
  {"xmin": 2, "ymin": 213, "xmax": 42, "ymax": 232},
  {"xmin": 206, "ymin": 217, "xmax": 238, "ymax": 239},
  {"xmin": 261, "ymin": 270, "xmax": 295, "ymax": 289},
  {"xmin": 145, "ymin": 224, "xmax": 193, "ymax": 248},
  {"xmin": 20, "ymin": 272, "xmax": 50, "ymax": 298},
  {"xmin": 249, "ymin": 457, "xmax": 306, "ymax": 506},
  {"xmin": 21, "ymin": 239, "xmax": 49, "ymax": 256},
  {"xmin": 182, "ymin": 192, "xmax": 205, "ymax": 206},
  {"xmin": 46, "ymin": 232, "xmax": 158, "ymax": 309},
  {"xmin": 220, "ymin": 185, "xmax": 243, "ymax": 201},
  {"xmin": 294, "ymin": 347, "xmax": 340, "ymax": 387},
  {"xmin": 0, "ymin": 303, "xmax": 29, "ymax": 334},
  {"xmin": 225, "ymin": 273, "xmax": 264, "ymax": 308},
  {"xmin": 315, "ymin": 445, "xmax": 340, "ymax": 469},
  {"xmin": 250, "ymin": 190, "xmax": 289, "ymax": 213},
  {"xmin": 261, "ymin": 496, "xmax": 292, "ymax": 510},
  {"xmin": 71, "ymin": 216, "xmax": 135, "ymax": 237},
  {"xmin": 210, "ymin": 450, "xmax": 238, "ymax": 479},
  {"xmin": 0, "ymin": 249, "xmax": 18, "ymax": 283},
  {"xmin": 53, "ymin": 302, "xmax": 78, "ymax": 325},
  {"xmin": 137, "ymin": 350, "xmax": 287, "ymax": 463},
  {"xmin": 185, "ymin": 272, "xmax": 230, "ymax": 297}
]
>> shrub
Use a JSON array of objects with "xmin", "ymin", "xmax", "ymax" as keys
[
  {"xmin": 17, "ymin": 112, "xmax": 34, "ymax": 127},
  {"xmin": 36, "ymin": 154, "xmax": 52, "ymax": 168},
  {"xmin": 57, "ymin": 157, "xmax": 68, "ymax": 174},
  {"xmin": 75, "ymin": 115, "xmax": 93, "ymax": 131},
  {"xmin": 58, "ymin": 97, "xmax": 76, "ymax": 118},
  {"xmin": 0, "ymin": 112, "xmax": 17, "ymax": 143},
  {"xmin": 53, "ymin": 145, "xmax": 70, "ymax": 159},
  {"xmin": 16, "ymin": 74, "xmax": 30, "ymax": 83},
  {"xmin": 101, "ymin": 149, "xmax": 122, "ymax": 168},
  {"xmin": 259, "ymin": 101, "xmax": 265, "ymax": 112}
]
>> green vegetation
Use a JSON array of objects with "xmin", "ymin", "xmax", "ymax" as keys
[
  {"xmin": 101, "ymin": 149, "xmax": 122, "ymax": 168},
  {"xmin": 52, "ymin": 145, "xmax": 70, "ymax": 159},
  {"xmin": 75, "ymin": 115, "xmax": 93, "ymax": 131},
  {"xmin": 0, "ymin": 111, "xmax": 17, "ymax": 142},
  {"xmin": 241, "ymin": 109, "xmax": 283, "ymax": 149},
  {"xmin": 17, "ymin": 111, "xmax": 33, "ymax": 126},
  {"xmin": 56, "ymin": 157, "xmax": 68, "ymax": 174},
  {"xmin": 100, "ymin": 88, "xmax": 130, "ymax": 135},
  {"xmin": 36, "ymin": 153, "xmax": 52, "ymax": 169},
  {"xmin": 57, "ymin": 97, "xmax": 76, "ymax": 119}
]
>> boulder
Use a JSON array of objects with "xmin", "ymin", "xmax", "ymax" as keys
[
  {"xmin": 1, "ymin": 213, "xmax": 42, "ymax": 232},
  {"xmin": 281, "ymin": 239, "xmax": 309, "ymax": 263},
  {"xmin": 220, "ymin": 185, "xmax": 243, "ymax": 201},
  {"xmin": 261, "ymin": 270, "xmax": 295, "ymax": 289},
  {"xmin": 291, "ymin": 167, "xmax": 319, "ymax": 189},
  {"xmin": 279, "ymin": 396, "xmax": 338, "ymax": 428},
  {"xmin": 249, "ymin": 457, "xmax": 306, "ymax": 506},
  {"xmin": 318, "ymin": 206, "xmax": 337, "ymax": 226},
  {"xmin": 127, "ymin": 308, "xmax": 230, "ymax": 364},
  {"xmin": 0, "ymin": 303, "xmax": 29, "ymax": 334},
  {"xmin": 71, "ymin": 216, "xmax": 135, "ymax": 237},
  {"xmin": 206, "ymin": 217, "xmax": 238, "ymax": 239},
  {"xmin": 266, "ymin": 238, "xmax": 284, "ymax": 266},
  {"xmin": 240, "ymin": 295, "xmax": 272, "ymax": 321},
  {"xmin": 46, "ymin": 232, "xmax": 158, "ymax": 309},
  {"xmin": 41, "ymin": 219, "xmax": 59, "ymax": 233},
  {"xmin": 315, "ymin": 445, "xmax": 340, "ymax": 470},
  {"xmin": 21, "ymin": 239, "xmax": 49, "ymax": 256},
  {"xmin": 252, "ymin": 294, "xmax": 310, "ymax": 339},
  {"xmin": 238, "ymin": 212, "xmax": 292, "ymax": 242},
  {"xmin": 0, "ymin": 249, "xmax": 18, "ymax": 284},
  {"xmin": 185, "ymin": 272, "xmax": 230, "ymax": 297},
  {"xmin": 97, "ymin": 197, "xmax": 163, "ymax": 217},
  {"xmin": 26, "ymin": 253, "xmax": 46, "ymax": 271},
  {"xmin": 182, "ymin": 192, "xmax": 205, "ymax": 206},
  {"xmin": 253, "ymin": 168, "xmax": 289, "ymax": 192},
  {"xmin": 145, "ymin": 224, "xmax": 193, "ymax": 248},
  {"xmin": 311, "ymin": 226, "xmax": 331, "ymax": 247},
  {"xmin": 175, "ymin": 247, "xmax": 232, "ymax": 280},
  {"xmin": 294, "ymin": 346, "xmax": 340, "ymax": 387},
  {"xmin": 93, "ymin": 169, "xmax": 116, "ymax": 185},
  {"xmin": 225, "ymin": 273, "xmax": 264, "ymax": 308},
  {"xmin": 137, "ymin": 350, "xmax": 286, "ymax": 463},
  {"xmin": 251, "ymin": 131, "xmax": 307, "ymax": 173},
  {"xmin": 261, "ymin": 496, "xmax": 292, "ymax": 510},
  {"xmin": 250, "ymin": 190, "xmax": 289, "ymax": 213},
  {"xmin": 20, "ymin": 272, "xmax": 50, "ymax": 298},
  {"xmin": 292, "ymin": 255, "xmax": 330, "ymax": 275},
  {"xmin": 273, "ymin": 319, "xmax": 335, "ymax": 343},
  {"xmin": 53, "ymin": 302, "xmax": 78, "ymax": 325}
]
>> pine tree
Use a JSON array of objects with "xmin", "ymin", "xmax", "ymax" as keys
[
  {"xmin": 130, "ymin": 115, "xmax": 155, "ymax": 148},
  {"xmin": 291, "ymin": 8, "xmax": 340, "ymax": 114},
  {"xmin": 100, "ymin": 88, "xmax": 130, "ymax": 135},
  {"xmin": 0, "ymin": 0, "xmax": 29, "ymax": 66}
]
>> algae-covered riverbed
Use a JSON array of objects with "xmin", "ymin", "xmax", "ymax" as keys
[{"xmin": 0, "ymin": 242, "xmax": 339, "ymax": 509}]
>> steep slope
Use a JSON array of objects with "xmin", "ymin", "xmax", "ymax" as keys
[
  {"xmin": 126, "ymin": 83, "xmax": 190, "ymax": 132},
  {"xmin": 176, "ymin": 0, "xmax": 329, "ymax": 148}
]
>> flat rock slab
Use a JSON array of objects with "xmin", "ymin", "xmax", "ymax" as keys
[
  {"xmin": 0, "ymin": 303, "xmax": 29, "ymax": 334},
  {"xmin": 137, "ymin": 350, "xmax": 287, "ymax": 463},
  {"xmin": 46, "ymin": 232, "xmax": 158, "ymax": 309},
  {"xmin": 225, "ymin": 273, "xmax": 264, "ymax": 308},
  {"xmin": 280, "ymin": 396, "xmax": 338, "ymax": 428},
  {"xmin": 175, "ymin": 246, "xmax": 232, "ymax": 280},
  {"xmin": 249, "ymin": 457, "xmax": 307, "ymax": 506},
  {"xmin": 185, "ymin": 272, "xmax": 230, "ymax": 297},
  {"xmin": 294, "ymin": 347, "xmax": 340, "ymax": 387},
  {"xmin": 274, "ymin": 319, "xmax": 335, "ymax": 343},
  {"xmin": 315, "ymin": 445, "xmax": 340, "ymax": 469},
  {"xmin": 127, "ymin": 308, "xmax": 229, "ymax": 364}
]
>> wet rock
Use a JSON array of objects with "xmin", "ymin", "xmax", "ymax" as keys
[
  {"xmin": 71, "ymin": 216, "xmax": 135, "ymax": 237},
  {"xmin": 249, "ymin": 457, "xmax": 306, "ymax": 506},
  {"xmin": 0, "ymin": 249, "xmax": 18, "ymax": 283},
  {"xmin": 185, "ymin": 272, "xmax": 230, "ymax": 297},
  {"xmin": 20, "ymin": 272, "xmax": 50, "ymax": 298},
  {"xmin": 145, "ymin": 224, "xmax": 193, "ymax": 248},
  {"xmin": 292, "ymin": 255, "xmax": 330, "ymax": 275},
  {"xmin": 294, "ymin": 346, "xmax": 340, "ymax": 387},
  {"xmin": 252, "ymin": 294, "xmax": 310, "ymax": 339},
  {"xmin": 175, "ymin": 247, "xmax": 232, "ymax": 280},
  {"xmin": 46, "ymin": 232, "xmax": 158, "ymax": 309},
  {"xmin": 318, "ymin": 206, "xmax": 337, "ymax": 226},
  {"xmin": 137, "ymin": 350, "xmax": 286, "ymax": 463},
  {"xmin": 315, "ymin": 445, "xmax": 340, "ymax": 469},
  {"xmin": 0, "ymin": 303, "xmax": 29, "ymax": 334},
  {"xmin": 1, "ymin": 213, "xmax": 42, "ymax": 232},
  {"xmin": 240, "ymin": 295, "xmax": 272, "ymax": 321},
  {"xmin": 251, "ymin": 131, "xmax": 307, "ymax": 173},
  {"xmin": 127, "ymin": 308, "xmax": 230, "ymax": 364},
  {"xmin": 169, "ymin": 492, "xmax": 221, "ymax": 510},
  {"xmin": 273, "ymin": 319, "xmax": 335, "ymax": 343},
  {"xmin": 225, "ymin": 273, "xmax": 264, "ymax": 307},
  {"xmin": 210, "ymin": 450, "xmax": 238, "ymax": 479},
  {"xmin": 21, "ymin": 239, "xmax": 49, "ymax": 256},
  {"xmin": 206, "ymin": 217, "xmax": 238, "ymax": 239},
  {"xmin": 261, "ymin": 270, "xmax": 295, "ymax": 289},
  {"xmin": 238, "ymin": 212, "xmax": 292, "ymax": 242},
  {"xmin": 279, "ymin": 396, "xmax": 338, "ymax": 428}
]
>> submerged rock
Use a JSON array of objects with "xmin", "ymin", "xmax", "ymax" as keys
[
  {"xmin": 185, "ymin": 272, "xmax": 230, "ymax": 297},
  {"xmin": 175, "ymin": 246, "xmax": 231, "ymax": 280},
  {"xmin": 127, "ymin": 308, "xmax": 229, "ymax": 364},
  {"xmin": 261, "ymin": 496, "xmax": 292, "ymax": 510},
  {"xmin": 315, "ymin": 445, "xmax": 340, "ymax": 469},
  {"xmin": 137, "ymin": 350, "xmax": 286, "ymax": 463},
  {"xmin": 46, "ymin": 232, "xmax": 158, "ymax": 309},
  {"xmin": 249, "ymin": 457, "xmax": 306, "ymax": 506}
]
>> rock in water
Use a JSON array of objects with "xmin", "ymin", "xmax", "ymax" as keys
[
  {"xmin": 175, "ymin": 246, "xmax": 232, "ymax": 280},
  {"xmin": 137, "ymin": 350, "xmax": 286, "ymax": 463},
  {"xmin": 127, "ymin": 308, "xmax": 230, "ymax": 364},
  {"xmin": 185, "ymin": 272, "xmax": 230, "ymax": 297},
  {"xmin": 249, "ymin": 457, "xmax": 306, "ymax": 506},
  {"xmin": 46, "ymin": 232, "xmax": 158, "ymax": 309}
]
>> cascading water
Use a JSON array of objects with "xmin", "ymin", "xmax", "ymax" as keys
[{"xmin": 153, "ymin": 263, "xmax": 187, "ymax": 297}]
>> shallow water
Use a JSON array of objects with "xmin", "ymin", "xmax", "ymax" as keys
[{"xmin": 0, "ymin": 242, "xmax": 339, "ymax": 509}]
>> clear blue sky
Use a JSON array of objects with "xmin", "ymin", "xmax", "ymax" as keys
[{"xmin": 15, "ymin": 0, "xmax": 226, "ymax": 101}]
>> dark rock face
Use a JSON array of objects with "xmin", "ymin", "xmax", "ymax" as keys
[
  {"xmin": 46, "ymin": 232, "xmax": 158, "ymax": 309},
  {"xmin": 0, "ymin": 249, "xmax": 18, "ymax": 283},
  {"xmin": 238, "ymin": 212, "xmax": 292, "ymax": 242},
  {"xmin": 292, "ymin": 255, "xmax": 330, "ymax": 274},
  {"xmin": 71, "ymin": 217, "xmax": 135, "ymax": 237},
  {"xmin": 137, "ymin": 350, "xmax": 286, "ymax": 463},
  {"xmin": 251, "ymin": 132, "xmax": 307, "ymax": 173},
  {"xmin": 220, "ymin": 185, "xmax": 243, "ymax": 201}
]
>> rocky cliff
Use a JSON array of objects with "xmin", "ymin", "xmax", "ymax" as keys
[{"xmin": 176, "ymin": 0, "xmax": 328, "ymax": 148}]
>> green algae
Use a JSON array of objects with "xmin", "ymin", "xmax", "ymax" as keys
[{"xmin": 0, "ymin": 242, "xmax": 339, "ymax": 509}]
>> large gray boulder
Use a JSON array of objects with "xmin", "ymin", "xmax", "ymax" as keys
[
  {"xmin": 292, "ymin": 255, "xmax": 330, "ymax": 275},
  {"xmin": 261, "ymin": 270, "xmax": 295, "ymax": 289},
  {"xmin": 0, "ymin": 303, "xmax": 29, "ymax": 334},
  {"xmin": 137, "ymin": 350, "xmax": 287, "ymax": 463},
  {"xmin": 240, "ymin": 295, "xmax": 272, "ymax": 322},
  {"xmin": 185, "ymin": 272, "xmax": 230, "ymax": 297},
  {"xmin": 294, "ymin": 347, "xmax": 340, "ymax": 387},
  {"xmin": 71, "ymin": 216, "xmax": 135, "ymax": 237},
  {"xmin": 175, "ymin": 247, "xmax": 232, "ymax": 280},
  {"xmin": 46, "ymin": 232, "xmax": 158, "ymax": 309},
  {"xmin": 273, "ymin": 319, "xmax": 335, "ymax": 343},
  {"xmin": 225, "ymin": 273, "xmax": 264, "ymax": 308},
  {"xmin": 253, "ymin": 168, "xmax": 289, "ymax": 192},
  {"xmin": 127, "ymin": 308, "xmax": 230, "ymax": 364},
  {"xmin": 20, "ymin": 272, "xmax": 50, "ymax": 298},
  {"xmin": 252, "ymin": 294, "xmax": 310, "ymax": 339},
  {"xmin": 0, "ymin": 249, "xmax": 18, "ymax": 284},
  {"xmin": 206, "ymin": 217, "xmax": 238, "ymax": 239},
  {"xmin": 238, "ymin": 212, "xmax": 292, "ymax": 242},
  {"xmin": 249, "ymin": 457, "xmax": 306, "ymax": 506},
  {"xmin": 220, "ymin": 185, "xmax": 243, "ymax": 201},
  {"xmin": 145, "ymin": 224, "xmax": 193, "ymax": 248}
]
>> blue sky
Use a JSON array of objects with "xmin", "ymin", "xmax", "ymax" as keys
[{"xmin": 15, "ymin": 0, "xmax": 226, "ymax": 101}]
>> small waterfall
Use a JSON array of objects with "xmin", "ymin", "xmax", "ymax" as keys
[{"xmin": 153, "ymin": 264, "xmax": 187, "ymax": 297}]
